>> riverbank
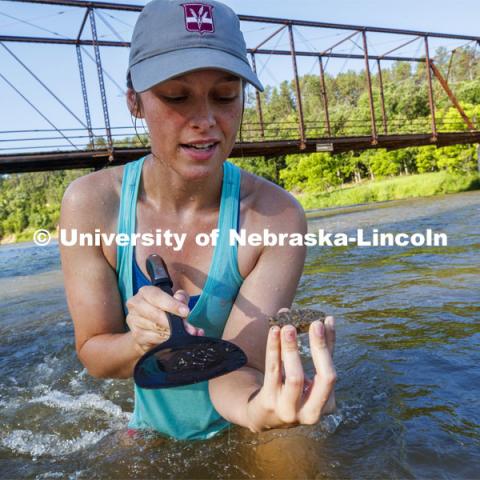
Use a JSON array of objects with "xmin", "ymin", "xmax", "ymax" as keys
[
  {"xmin": 0, "ymin": 229, "xmax": 58, "ymax": 245},
  {"xmin": 294, "ymin": 171, "xmax": 480, "ymax": 210},
  {"xmin": 1, "ymin": 171, "xmax": 479, "ymax": 245}
]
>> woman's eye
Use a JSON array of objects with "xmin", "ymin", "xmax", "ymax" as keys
[
  {"xmin": 162, "ymin": 96, "xmax": 188, "ymax": 103},
  {"xmin": 216, "ymin": 95, "xmax": 239, "ymax": 103}
]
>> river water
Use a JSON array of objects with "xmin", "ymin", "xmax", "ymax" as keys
[{"xmin": 0, "ymin": 191, "xmax": 479, "ymax": 479}]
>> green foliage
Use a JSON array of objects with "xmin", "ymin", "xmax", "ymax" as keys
[
  {"xmin": 456, "ymin": 81, "xmax": 480, "ymax": 105},
  {"xmin": 230, "ymin": 156, "xmax": 284, "ymax": 185},
  {"xmin": 297, "ymin": 172, "xmax": 480, "ymax": 210},
  {"xmin": 435, "ymin": 144, "xmax": 477, "ymax": 173},
  {"xmin": 416, "ymin": 146, "xmax": 438, "ymax": 173},
  {"xmin": 384, "ymin": 80, "xmax": 430, "ymax": 120},
  {"xmin": 268, "ymin": 81, "xmax": 295, "ymax": 120},
  {"xmin": 280, "ymin": 152, "xmax": 350, "ymax": 192},
  {"xmin": 0, "ymin": 169, "xmax": 87, "ymax": 241},
  {"xmin": 329, "ymin": 70, "xmax": 366, "ymax": 107}
]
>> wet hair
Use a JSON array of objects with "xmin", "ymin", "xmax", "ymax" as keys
[{"xmin": 126, "ymin": 71, "xmax": 134, "ymax": 90}]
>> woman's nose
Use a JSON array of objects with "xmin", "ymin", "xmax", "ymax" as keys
[{"xmin": 189, "ymin": 100, "xmax": 216, "ymax": 130}]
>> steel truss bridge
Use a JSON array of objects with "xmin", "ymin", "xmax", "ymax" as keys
[{"xmin": 1, "ymin": 0, "xmax": 480, "ymax": 173}]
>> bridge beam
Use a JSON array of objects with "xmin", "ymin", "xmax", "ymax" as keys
[
  {"xmin": 249, "ymin": 53, "xmax": 265, "ymax": 139},
  {"xmin": 10, "ymin": 1, "xmax": 480, "ymax": 43},
  {"xmin": 318, "ymin": 57, "xmax": 331, "ymax": 137},
  {"xmin": 429, "ymin": 61, "xmax": 475, "ymax": 131},
  {"xmin": 76, "ymin": 45, "xmax": 94, "ymax": 146},
  {"xmin": 424, "ymin": 36, "xmax": 437, "ymax": 141},
  {"xmin": 362, "ymin": 31, "xmax": 378, "ymax": 144},
  {"xmin": 287, "ymin": 24, "xmax": 306, "ymax": 150},
  {"xmin": 89, "ymin": 8, "xmax": 113, "ymax": 159},
  {"xmin": 0, "ymin": 35, "xmax": 430, "ymax": 63},
  {"xmin": 3, "ymin": 133, "xmax": 480, "ymax": 173},
  {"xmin": 377, "ymin": 60, "xmax": 388, "ymax": 135}
]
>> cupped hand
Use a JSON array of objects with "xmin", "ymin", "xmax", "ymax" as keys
[
  {"xmin": 246, "ymin": 313, "xmax": 336, "ymax": 432},
  {"xmin": 125, "ymin": 286, "xmax": 204, "ymax": 354}
]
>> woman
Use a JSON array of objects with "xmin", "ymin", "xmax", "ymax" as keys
[{"xmin": 60, "ymin": 0, "xmax": 336, "ymax": 440}]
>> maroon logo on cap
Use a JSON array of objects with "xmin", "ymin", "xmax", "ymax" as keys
[{"xmin": 182, "ymin": 3, "xmax": 215, "ymax": 34}]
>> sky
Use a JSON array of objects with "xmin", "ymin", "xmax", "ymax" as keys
[{"xmin": 0, "ymin": 0, "xmax": 479, "ymax": 153}]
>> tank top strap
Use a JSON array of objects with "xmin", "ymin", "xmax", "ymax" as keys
[
  {"xmin": 216, "ymin": 161, "xmax": 241, "ymax": 266},
  {"xmin": 116, "ymin": 156, "xmax": 146, "ymax": 305},
  {"xmin": 187, "ymin": 161, "xmax": 243, "ymax": 322},
  {"xmin": 220, "ymin": 161, "xmax": 241, "ymax": 231}
]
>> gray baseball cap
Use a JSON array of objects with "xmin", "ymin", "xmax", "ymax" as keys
[{"xmin": 128, "ymin": 0, "xmax": 264, "ymax": 92}]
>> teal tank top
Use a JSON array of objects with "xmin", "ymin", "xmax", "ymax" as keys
[{"xmin": 116, "ymin": 156, "xmax": 244, "ymax": 440}]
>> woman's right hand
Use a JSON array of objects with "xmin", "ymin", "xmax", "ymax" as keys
[
  {"xmin": 125, "ymin": 286, "xmax": 204, "ymax": 355},
  {"xmin": 245, "ymin": 316, "xmax": 336, "ymax": 433}
]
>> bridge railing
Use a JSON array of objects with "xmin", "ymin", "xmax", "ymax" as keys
[{"xmin": 1, "ymin": 116, "xmax": 477, "ymax": 155}]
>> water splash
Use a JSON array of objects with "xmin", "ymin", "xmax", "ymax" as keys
[
  {"xmin": 0, "ymin": 429, "xmax": 109, "ymax": 458},
  {"xmin": 30, "ymin": 390, "xmax": 130, "ymax": 421}
]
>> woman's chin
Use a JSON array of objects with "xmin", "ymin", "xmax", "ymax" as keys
[
  {"xmin": 176, "ymin": 161, "xmax": 222, "ymax": 182},
  {"xmin": 177, "ymin": 150, "xmax": 226, "ymax": 179},
  {"xmin": 151, "ymin": 148, "xmax": 227, "ymax": 181}
]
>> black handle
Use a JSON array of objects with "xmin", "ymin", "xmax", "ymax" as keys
[{"xmin": 146, "ymin": 254, "xmax": 188, "ymax": 338}]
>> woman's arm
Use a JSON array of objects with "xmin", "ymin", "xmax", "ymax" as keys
[
  {"xmin": 60, "ymin": 173, "xmax": 142, "ymax": 378},
  {"xmin": 208, "ymin": 186, "xmax": 336, "ymax": 432},
  {"xmin": 59, "ymin": 173, "xmax": 198, "ymax": 379}
]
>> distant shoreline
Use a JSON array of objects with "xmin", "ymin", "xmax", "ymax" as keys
[
  {"xmin": 294, "ymin": 171, "xmax": 480, "ymax": 210},
  {"xmin": 1, "ymin": 173, "xmax": 479, "ymax": 245}
]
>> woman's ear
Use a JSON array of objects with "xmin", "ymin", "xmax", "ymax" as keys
[{"xmin": 126, "ymin": 88, "xmax": 143, "ymax": 118}]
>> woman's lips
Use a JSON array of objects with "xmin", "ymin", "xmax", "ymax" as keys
[{"xmin": 179, "ymin": 143, "xmax": 219, "ymax": 161}]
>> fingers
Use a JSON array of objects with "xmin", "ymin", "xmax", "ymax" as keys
[
  {"xmin": 126, "ymin": 286, "xmax": 202, "ymax": 353},
  {"xmin": 174, "ymin": 289, "xmax": 190, "ymax": 307},
  {"xmin": 128, "ymin": 294, "xmax": 169, "ymax": 329},
  {"xmin": 263, "ymin": 326, "xmax": 282, "ymax": 393},
  {"xmin": 309, "ymin": 321, "xmax": 336, "ymax": 384},
  {"xmin": 324, "ymin": 316, "xmax": 336, "ymax": 358},
  {"xmin": 139, "ymin": 286, "xmax": 190, "ymax": 317},
  {"xmin": 300, "ymin": 321, "xmax": 337, "ymax": 420},
  {"xmin": 174, "ymin": 289, "xmax": 204, "ymax": 336},
  {"xmin": 184, "ymin": 322, "xmax": 204, "ymax": 336},
  {"xmin": 132, "ymin": 286, "xmax": 203, "ymax": 336},
  {"xmin": 280, "ymin": 326, "xmax": 304, "ymax": 418},
  {"xmin": 126, "ymin": 314, "xmax": 170, "ymax": 353}
]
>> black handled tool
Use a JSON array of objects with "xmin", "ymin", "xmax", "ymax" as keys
[{"xmin": 133, "ymin": 254, "xmax": 248, "ymax": 389}]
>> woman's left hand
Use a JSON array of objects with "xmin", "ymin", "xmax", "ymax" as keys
[{"xmin": 245, "ymin": 314, "xmax": 336, "ymax": 432}]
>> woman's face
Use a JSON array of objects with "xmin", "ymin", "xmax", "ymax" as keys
[{"xmin": 129, "ymin": 69, "xmax": 243, "ymax": 181}]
